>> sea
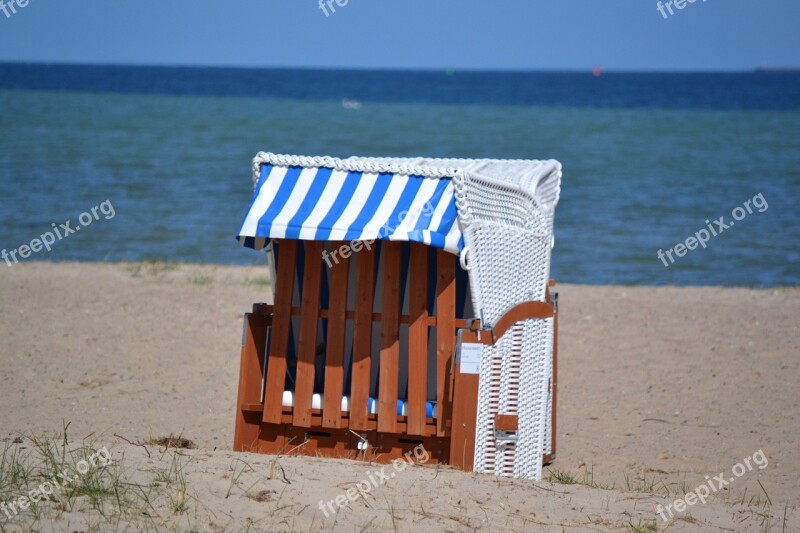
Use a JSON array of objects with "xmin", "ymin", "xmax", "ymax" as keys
[{"xmin": 0, "ymin": 63, "xmax": 798, "ymax": 286}]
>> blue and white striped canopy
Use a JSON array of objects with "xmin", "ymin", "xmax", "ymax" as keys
[{"xmin": 237, "ymin": 163, "xmax": 464, "ymax": 254}]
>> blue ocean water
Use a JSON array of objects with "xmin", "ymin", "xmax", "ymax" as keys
[{"xmin": 0, "ymin": 63, "xmax": 798, "ymax": 286}]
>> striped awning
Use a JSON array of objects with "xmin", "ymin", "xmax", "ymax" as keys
[{"xmin": 237, "ymin": 163, "xmax": 464, "ymax": 254}]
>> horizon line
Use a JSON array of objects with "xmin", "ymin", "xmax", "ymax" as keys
[{"xmin": 2, "ymin": 59, "xmax": 797, "ymax": 74}]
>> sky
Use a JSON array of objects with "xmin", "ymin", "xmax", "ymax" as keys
[{"xmin": 0, "ymin": 0, "xmax": 798, "ymax": 71}]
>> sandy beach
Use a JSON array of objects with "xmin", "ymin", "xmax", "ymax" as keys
[{"xmin": 0, "ymin": 261, "xmax": 797, "ymax": 532}]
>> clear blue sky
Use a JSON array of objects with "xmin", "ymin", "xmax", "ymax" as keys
[{"xmin": 0, "ymin": 0, "xmax": 797, "ymax": 71}]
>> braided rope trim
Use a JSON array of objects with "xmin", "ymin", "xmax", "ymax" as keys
[{"xmin": 251, "ymin": 152, "xmax": 471, "ymax": 186}]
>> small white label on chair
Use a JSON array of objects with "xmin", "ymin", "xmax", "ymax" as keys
[{"xmin": 460, "ymin": 343, "xmax": 482, "ymax": 374}]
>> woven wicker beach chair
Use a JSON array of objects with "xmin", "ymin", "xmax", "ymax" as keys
[{"xmin": 233, "ymin": 153, "xmax": 562, "ymax": 480}]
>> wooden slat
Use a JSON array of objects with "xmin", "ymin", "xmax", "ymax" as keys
[
  {"xmin": 378, "ymin": 242, "xmax": 402, "ymax": 434},
  {"xmin": 243, "ymin": 409, "xmax": 438, "ymax": 436},
  {"xmin": 407, "ymin": 244, "xmax": 429, "ymax": 435},
  {"xmin": 435, "ymin": 249, "xmax": 456, "ymax": 436},
  {"xmin": 293, "ymin": 241, "xmax": 324, "ymax": 428},
  {"xmin": 322, "ymin": 242, "xmax": 349, "ymax": 428},
  {"xmin": 549, "ymin": 281, "xmax": 559, "ymax": 461},
  {"xmin": 262, "ymin": 240, "xmax": 297, "ymax": 424},
  {"xmin": 234, "ymin": 313, "xmax": 271, "ymax": 451},
  {"xmin": 241, "ymin": 403, "xmax": 267, "ymax": 413},
  {"xmin": 350, "ymin": 245, "xmax": 375, "ymax": 431},
  {"xmin": 449, "ymin": 330, "xmax": 481, "ymax": 470}
]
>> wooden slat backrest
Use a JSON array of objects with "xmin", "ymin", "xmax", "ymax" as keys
[
  {"xmin": 293, "ymin": 240, "xmax": 324, "ymax": 428},
  {"xmin": 350, "ymin": 245, "xmax": 375, "ymax": 431},
  {"xmin": 234, "ymin": 312, "xmax": 271, "ymax": 449},
  {"xmin": 261, "ymin": 239, "xmax": 461, "ymax": 435},
  {"xmin": 436, "ymin": 249, "xmax": 457, "ymax": 436},
  {"xmin": 322, "ymin": 242, "xmax": 349, "ymax": 428},
  {"xmin": 377, "ymin": 242, "xmax": 402, "ymax": 434},
  {"xmin": 262, "ymin": 240, "xmax": 296, "ymax": 424},
  {"xmin": 406, "ymin": 244, "xmax": 429, "ymax": 435}
]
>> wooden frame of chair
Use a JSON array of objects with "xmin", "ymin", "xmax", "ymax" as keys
[{"xmin": 233, "ymin": 239, "xmax": 557, "ymax": 468}]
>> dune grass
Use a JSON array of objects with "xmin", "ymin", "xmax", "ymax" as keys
[{"xmin": 0, "ymin": 426, "xmax": 210, "ymax": 532}]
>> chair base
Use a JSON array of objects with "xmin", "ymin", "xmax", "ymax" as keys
[{"xmin": 235, "ymin": 407, "xmax": 451, "ymax": 464}]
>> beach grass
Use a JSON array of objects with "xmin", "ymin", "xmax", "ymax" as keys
[{"xmin": 0, "ymin": 428, "xmax": 217, "ymax": 532}]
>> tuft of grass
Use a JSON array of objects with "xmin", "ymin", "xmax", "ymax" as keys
[
  {"xmin": 547, "ymin": 469, "xmax": 580, "ymax": 485},
  {"xmin": 152, "ymin": 451, "xmax": 183, "ymax": 487},
  {"xmin": 0, "ymin": 425, "xmax": 160, "ymax": 529},
  {"xmin": 225, "ymin": 458, "xmax": 254, "ymax": 498},
  {"xmin": 0, "ymin": 440, "xmax": 35, "ymax": 494},
  {"xmin": 0, "ymin": 426, "xmax": 242, "ymax": 530},
  {"xmin": 546, "ymin": 465, "xmax": 615, "ymax": 490},
  {"xmin": 749, "ymin": 502, "xmax": 785, "ymax": 533},
  {"xmin": 27, "ymin": 427, "xmax": 122, "ymax": 515},
  {"xmin": 624, "ymin": 470, "xmax": 665, "ymax": 495},
  {"xmin": 169, "ymin": 459, "xmax": 189, "ymax": 515},
  {"xmin": 149, "ymin": 451, "xmax": 191, "ymax": 514},
  {"xmin": 627, "ymin": 518, "xmax": 658, "ymax": 532}
]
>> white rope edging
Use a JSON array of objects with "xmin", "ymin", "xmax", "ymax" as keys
[{"xmin": 251, "ymin": 152, "xmax": 468, "ymax": 187}]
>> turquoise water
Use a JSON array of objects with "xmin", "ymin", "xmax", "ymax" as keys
[{"xmin": 1, "ymin": 88, "xmax": 798, "ymax": 286}]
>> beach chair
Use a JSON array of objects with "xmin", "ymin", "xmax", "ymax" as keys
[{"xmin": 233, "ymin": 153, "xmax": 561, "ymax": 480}]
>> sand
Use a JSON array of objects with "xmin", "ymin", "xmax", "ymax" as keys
[{"xmin": 0, "ymin": 261, "xmax": 797, "ymax": 532}]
